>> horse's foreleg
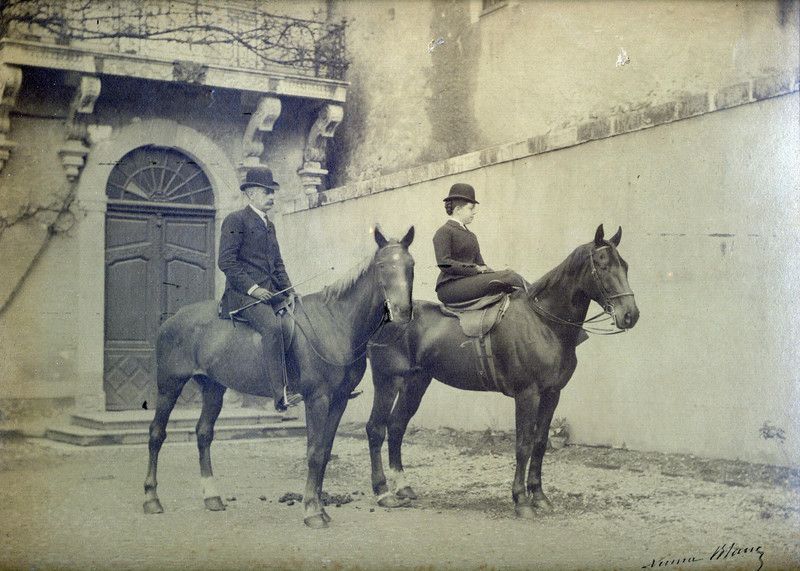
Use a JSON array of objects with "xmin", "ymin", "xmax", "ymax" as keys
[
  {"xmin": 143, "ymin": 377, "xmax": 186, "ymax": 514},
  {"xmin": 512, "ymin": 385, "xmax": 540, "ymax": 520},
  {"xmin": 314, "ymin": 391, "xmax": 350, "ymax": 524},
  {"xmin": 366, "ymin": 374, "xmax": 400, "ymax": 503},
  {"xmin": 387, "ymin": 374, "xmax": 431, "ymax": 503},
  {"xmin": 303, "ymin": 392, "xmax": 331, "ymax": 529},
  {"xmin": 196, "ymin": 379, "xmax": 227, "ymax": 512},
  {"xmin": 527, "ymin": 389, "xmax": 560, "ymax": 512}
]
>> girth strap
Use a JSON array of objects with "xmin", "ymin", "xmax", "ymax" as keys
[{"xmin": 465, "ymin": 330, "xmax": 513, "ymax": 397}]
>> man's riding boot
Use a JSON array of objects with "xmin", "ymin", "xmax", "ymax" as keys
[{"xmin": 261, "ymin": 308, "xmax": 302, "ymax": 412}]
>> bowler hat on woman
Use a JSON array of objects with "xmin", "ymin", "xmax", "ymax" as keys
[{"xmin": 443, "ymin": 183, "xmax": 479, "ymax": 204}]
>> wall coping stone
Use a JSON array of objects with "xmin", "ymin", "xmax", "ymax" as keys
[{"xmin": 289, "ymin": 68, "xmax": 800, "ymax": 214}]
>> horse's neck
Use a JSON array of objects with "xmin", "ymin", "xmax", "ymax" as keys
[
  {"xmin": 530, "ymin": 252, "xmax": 592, "ymax": 330},
  {"xmin": 327, "ymin": 265, "xmax": 384, "ymax": 349}
]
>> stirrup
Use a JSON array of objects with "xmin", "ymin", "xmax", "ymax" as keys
[{"xmin": 283, "ymin": 386, "xmax": 303, "ymax": 407}]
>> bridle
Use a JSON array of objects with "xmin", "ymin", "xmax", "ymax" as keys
[
  {"xmin": 531, "ymin": 245, "xmax": 634, "ymax": 336},
  {"xmin": 589, "ymin": 245, "xmax": 635, "ymax": 317},
  {"xmin": 374, "ymin": 243, "xmax": 410, "ymax": 324}
]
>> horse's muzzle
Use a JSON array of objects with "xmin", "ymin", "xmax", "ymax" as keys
[{"xmin": 619, "ymin": 306, "xmax": 639, "ymax": 329}]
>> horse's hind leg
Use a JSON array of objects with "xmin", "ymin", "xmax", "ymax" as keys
[
  {"xmin": 143, "ymin": 375, "xmax": 188, "ymax": 514},
  {"xmin": 366, "ymin": 373, "xmax": 401, "ymax": 507},
  {"xmin": 196, "ymin": 378, "xmax": 227, "ymax": 512},
  {"xmin": 527, "ymin": 389, "xmax": 560, "ymax": 512},
  {"xmin": 387, "ymin": 373, "xmax": 432, "ymax": 502}
]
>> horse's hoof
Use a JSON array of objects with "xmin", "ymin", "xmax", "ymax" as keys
[
  {"xmin": 304, "ymin": 514, "xmax": 329, "ymax": 529},
  {"xmin": 204, "ymin": 496, "xmax": 226, "ymax": 511},
  {"xmin": 396, "ymin": 486, "xmax": 418, "ymax": 500},
  {"xmin": 377, "ymin": 494, "xmax": 413, "ymax": 508},
  {"xmin": 321, "ymin": 508, "xmax": 332, "ymax": 523},
  {"xmin": 143, "ymin": 499, "xmax": 164, "ymax": 514},
  {"xmin": 531, "ymin": 491, "xmax": 554, "ymax": 512},
  {"xmin": 515, "ymin": 503, "xmax": 536, "ymax": 520}
]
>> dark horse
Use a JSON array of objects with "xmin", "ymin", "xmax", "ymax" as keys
[
  {"xmin": 144, "ymin": 226, "xmax": 415, "ymax": 528},
  {"xmin": 366, "ymin": 225, "xmax": 639, "ymax": 518}
]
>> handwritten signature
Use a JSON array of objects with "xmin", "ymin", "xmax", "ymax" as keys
[{"xmin": 642, "ymin": 543, "xmax": 764, "ymax": 571}]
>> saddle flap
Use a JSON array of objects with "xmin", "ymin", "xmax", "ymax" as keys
[
  {"xmin": 218, "ymin": 299, "xmax": 297, "ymax": 348},
  {"xmin": 440, "ymin": 294, "xmax": 510, "ymax": 337}
]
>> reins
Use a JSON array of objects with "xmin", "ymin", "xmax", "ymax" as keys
[
  {"xmin": 291, "ymin": 303, "xmax": 389, "ymax": 368},
  {"xmin": 288, "ymin": 244, "xmax": 405, "ymax": 368},
  {"xmin": 530, "ymin": 245, "xmax": 634, "ymax": 336}
]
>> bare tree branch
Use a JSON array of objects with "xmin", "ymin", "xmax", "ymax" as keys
[
  {"xmin": 1, "ymin": 0, "xmax": 349, "ymax": 79},
  {"xmin": 0, "ymin": 183, "xmax": 79, "ymax": 318}
]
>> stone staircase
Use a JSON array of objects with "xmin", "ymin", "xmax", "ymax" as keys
[{"xmin": 45, "ymin": 407, "xmax": 305, "ymax": 446}]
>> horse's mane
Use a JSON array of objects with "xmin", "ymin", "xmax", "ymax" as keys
[
  {"xmin": 527, "ymin": 244, "xmax": 590, "ymax": 298},
  {"xmin": 319, "ymin": 251, "xmax": 375, "ymax": 303}
]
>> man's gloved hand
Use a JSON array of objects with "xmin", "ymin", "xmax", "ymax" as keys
[{"xmin": 251, "ymin": 287, "xmax": 273, "ymax": 301}]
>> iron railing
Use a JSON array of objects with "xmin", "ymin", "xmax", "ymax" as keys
[{"xmin": 1, "ymin": 0, "xmax": 348, "ymax": 80}]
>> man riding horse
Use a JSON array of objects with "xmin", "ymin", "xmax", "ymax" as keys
[{"xmin": 218, "ymin": 168, "xmax": 302, "ymax": 411}]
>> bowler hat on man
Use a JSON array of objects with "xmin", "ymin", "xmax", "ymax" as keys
[
  {"xmin": 443, "ymin": 183, "xmax": 479, "ymax": 204},
  {"xmin": 240, "ymin": 169, "xmax": 280, "ymax": 192}
]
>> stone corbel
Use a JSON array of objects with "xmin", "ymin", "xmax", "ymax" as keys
[
  {"xmin": 0, "ymin": 64, "xmax": 23, "ymax": 174},
  {"xmin": 240, "ymin": 95, "xmax": 282, "ymax": 169},
  {"xmin": 297, "ymin": 104, "xmax": 344, "ymax": 195},
  {"xmin": 59, "ymin": 75, "xmax": 101, "ymax": 181}
]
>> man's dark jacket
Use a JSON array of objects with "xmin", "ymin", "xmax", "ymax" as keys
[
  {"xmin": 218, "ymin": 206, "xmax": 293, "ymax": 315},
  {"xmin": 432, "ymin": 219, "xmax": 487, "ymax": 290}
]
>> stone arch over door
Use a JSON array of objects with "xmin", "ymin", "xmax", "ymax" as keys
[
  {"xmin": 104, "ymin": 145, "xmax": 215, "ymax": 410},
  {"xmin": 73, "ymin": 120, "xmax": 240, "ymax": 411}
]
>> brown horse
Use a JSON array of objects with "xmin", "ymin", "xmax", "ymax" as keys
[
  {"xmin": 366, "ymin": 224, "xmax": 638, "ymax": 518},
  {"xmin": 144, "ymin": 226, "xmax": 415, "ymax": 528}
]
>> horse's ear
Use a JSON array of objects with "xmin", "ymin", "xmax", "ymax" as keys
[
  {"xmin": 373, "ymin": 224, "xmax": 389, "ymax": 248},
  {"xmin": 400, "ymin": 226, "xmax": 415, "ymax": 249},
  {"xmin": 594, "ymin": 224, "xmax": 605, "ymax": 247},
  {"xmin": 610, "ymin": 226, "xmax": 622, "ymax": 247}
]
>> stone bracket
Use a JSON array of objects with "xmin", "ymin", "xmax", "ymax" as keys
[
  {"xmin": 241, "ymin": 95, "xmax": 282, "ymax": 169},
  {"xmin": 0, "ymin": 64, "xmax": 23, "ymax": 174},
  {"xmin": 60, "ymin": 75, "xmax": 101, "ymax": 181},
  {"xmin": 297, "ymin": 103, "xmax": 343, "ymax": 194}
]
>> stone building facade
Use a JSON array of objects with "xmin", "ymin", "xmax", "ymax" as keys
[
  {"xmin": 0, "ymin": 0, "xmax": 348, "ymax": 413},
  {"xmin": 1, "ymin": 1, "xmax": 799, "ymax": 465}
]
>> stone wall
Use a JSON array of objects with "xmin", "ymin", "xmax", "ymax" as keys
[
  {"xmin": 328, "ymin": 0, "xmax": 799, "ymax": 186},
  {"xmin": 278, "ymin": 89, "xmax": 800, "ymax": 466}
]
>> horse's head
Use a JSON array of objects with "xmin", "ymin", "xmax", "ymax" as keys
[
  {"xmin": 585, "ymin": 224, "xmax": 639, "ymax": 329},
  {"xmin": 373, "ymin": 224, "xmax": 415, "ymax": 324}
]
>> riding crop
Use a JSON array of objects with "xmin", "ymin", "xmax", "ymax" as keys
[{"xmin": 228, "ymin": 267, "xmax": 335, "ymax": 319}]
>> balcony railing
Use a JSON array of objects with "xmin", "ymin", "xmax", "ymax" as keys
[{"xmin": 1, "ymin": 0, "xmax": 348, "ymax": 80}]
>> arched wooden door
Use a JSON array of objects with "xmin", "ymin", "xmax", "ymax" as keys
[{"xmin": 104, "ymin": 146, "xmax": 215, "ymax": 410}]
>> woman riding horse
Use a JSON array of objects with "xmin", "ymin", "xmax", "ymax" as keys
[{"xmin": 433, "ymin": 183, "xmax": 528, "ymax": 305}]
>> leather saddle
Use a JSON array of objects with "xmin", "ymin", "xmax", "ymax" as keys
[
  {"xmin": 439, "ymin": 293, "xmax": 513, "ymax": 396},
  {"xmin": 439, "ymin": 293, "xmax": 511, "ymax": 337}
]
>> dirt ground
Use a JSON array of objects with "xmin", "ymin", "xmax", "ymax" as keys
[{"xmin": 0, "ymin": 426, "xmax": 797, "ymax": 571}]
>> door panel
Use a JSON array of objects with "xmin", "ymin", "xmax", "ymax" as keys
[{"xmin": 105, "ymin": 257, "xmax": 151, "ymax": 342}]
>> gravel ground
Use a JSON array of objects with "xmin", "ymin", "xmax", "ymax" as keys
[{"xmin": 0, "ymin": 427, "xmax": 797, "ymax": 571}]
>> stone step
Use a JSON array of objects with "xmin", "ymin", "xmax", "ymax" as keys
[
  {"xmin": 71, "ymin": 407, "xmax": 290, "ymax": 431},
  {"xmin": 45, "ymin": 420, "xmax": 307, "ymax": 447}
]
